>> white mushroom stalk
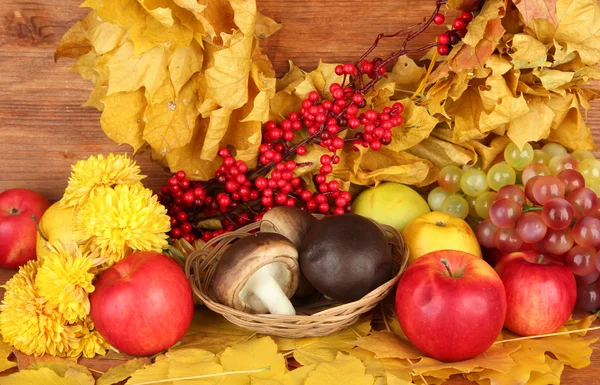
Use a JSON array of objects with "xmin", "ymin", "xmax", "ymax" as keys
[{"xmin": 242, "ymin": 264, "xmax": 296, "ymax": 315}]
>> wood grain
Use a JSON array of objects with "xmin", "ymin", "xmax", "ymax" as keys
[{"xmin": 0, "ymin": 0, "xmax": 600, "ymax": 382}]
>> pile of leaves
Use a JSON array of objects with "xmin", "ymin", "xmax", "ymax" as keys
[
  {"xmin": 0, "ymin": 307, "xmax": 597, "ymax": 385},
  {"xmin": 56, "ymin": 0, "xmax": 600, "ymax": 189},
  {"xmin": 55, "ymin": 0, "xmax": 281, "ymax": 180}
]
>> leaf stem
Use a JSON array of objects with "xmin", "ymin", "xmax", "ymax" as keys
[
  {"xmin": 128, "ymin": 366, "xmax": 271, "ymax": 385},
  {"xmin": 493, "ymin": 326, "xmax": 600, "ymax": 345}
]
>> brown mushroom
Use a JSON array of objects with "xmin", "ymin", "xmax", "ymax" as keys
[
  {"xmin": 260, "ymin": 206, "xmax": 317, "ymax": 248},
  {"xmin": 212, "ymin": 233, "xmax": 299, "ymax": 315}
]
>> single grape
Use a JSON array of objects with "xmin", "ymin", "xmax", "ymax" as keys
[
  {"xmin": 525, "ymin": 176, "xmax": 541, "ymax": 205},
  {"xmin": 572, "ymin": 150, "xmax": 595, "ymax": 162},
  {"xmin": 575, "ymin": 283, "xmax": 600, "ymax": 312},
  {"xmin": 548, "ymin": 153, "xmax": 578, "ymax": 176},
  {"xmin": 541, "ymin": 198, "xmax": 574, "ymax": 230},
  {"xmin": 566, "ymin": 246, "xmax": 597, "ymax": 276},
  {"xmin": 533, "ymin": 149, "xmax": 551, "ymax": 165},
  {"xmin": 467, "ymin": 195, "xmax": 479, "ymax": 218},
  {"xmin": 572, "ymin": 216, "xmax": 600, "ymax": 248},
  {"xmin": 542, "ymin": 143, "xmax": 567, "ymax": 158},
  {"xmin": 493, "ymin": 227, "xmax": 523, "ymax": 252},
  {"xmin": 516, "ymin": 212, "xmax": 547, "ymax": 243},
  {"xmin": 441, "ymin": 194, "xmax": 469, "ymax": 219},
  {"xmin": 487, "ymin": 163, "xmax": 516, "ymax": 191},
  {"xmin": 460, "ymin": 169, "xmax": 489, "ymax": 197},
  {"xmin": 489, "ymin": 198, "xmax": 523, "ymax": 228},
  {"xmin": 522, "ymin": 163, "xmax": 551, "ymax": 186},
  {"xmin": 496, "ymin": 184, "xmax": 526, "ymax": 205},
  {"xmin": 575, "ymin": 270, "xmax": 599, "ymax": 285},
  {"xmin": 477, "ymin": 219, "xmax": 497, "ymax": 249},
  {"xmin": 428, "ymin": 187, "xmax": 451, "ymax": 211},
  {"xmin": 579, "ymin": 158, "xmax": 600, "ymax": 179},
  {"xmin": 542, "ymin": 228, "xmax": 574, "ymax": 255},
  {"xmin": 504, "ymin": 142, "xmax": 535, "ymax": 170},
  {"xmin": 558, "ymin": 169, "xmax": 585, "ymax": 193},
  {"xmin": 566, "ymin": 187, "xmax": 598, "ymax": 219},
  {"xmin": 584, "ymin": 176, "xmax": 600, "ymax": 196},
  {"xmin": 438, "ymin": 165, "xmax": 463, "ymax": 193},
  {"xmin": 475, "ymin": 191, "xmax": 496, "ymax": 219},
  {"xmin": 532, "ymin": 175, "xmax": 566, "ymax": 205}
]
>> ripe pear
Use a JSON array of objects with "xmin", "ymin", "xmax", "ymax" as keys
[{"xmin": 36, "ymin": 201, "xmax": 76, "ymax": 258}]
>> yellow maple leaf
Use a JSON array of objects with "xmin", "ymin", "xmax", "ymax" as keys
[
  {"xmin": 0, "ymin": 367, "xmax": 94, "ymax": 385},
  {"xmin": 354, "ymin": 331, "xmax": 422, "ymax": 361},
  {"xmin": 553, "ymin": 0, "xmax": 600, "ymax": 66},
  {"xmin": 220, "ymin": 337, "xmax": 286, "ymax": 383},
  {"xmin": 101, "ymin": 90, "xmax": 147, "ymax": 153},
  {"xmin": 506, "ymin": 96, "xmax": 554, "ymax": 149},
  {"xmin": 125, "ymin": 349, "xmax": 223, "ymax": 385},
  {"xmin": 96, "ymin": 358, "xmax": 151, "ymax": 385},
  {"xmin": 461, "ymin": 0, "xmax": 506, "ymax": 47},
  {"xmin": 54, "ymin": 16, "xmax": 92, "ymax": 61},
  {"xmin": 282, "ymin": 365, "xmax": 317, "ymax": 385},
  {"xmin": 255, "ymin": 11, "xmax": 282, "ymax": 40},
  {"xmin": 205, "ymin": 33, "xmax": 254, "ymax": 109},
  {"xmin": 138, "ymin": 0, "xmax": 175, "ymax": 28},
  {"xmin": 169, "ymin": 43, "xmax": 204, "ymax": 95},
  {"xmin": 386, "ymin": 98, "xmax": 438, "ymax": 153},
  {"xmin": 87, "ymin": 16, "xmax": 128, "ymax": 55},
  {"xmin": 509, "ymin": 34, "xmax": 548, "ymax": 69},
  {"xmin": 143, "ymin": 79, "xmax": 200, "ymax": 154},
  {"xmin": 272, "ymin": 319, "xmax": 371, "ymax": 366},
  {"xmin": 514, "ymin": 0, "xmax": 557, "ymax": 26},
  {"xmin": 107, "ymin": 41, "xmax": 170, "ymax": 98},
  {"xmin": 0, "ymin": 341, "xmax": 15, "ymax": 374},
  {"xmin": 304, "ymin": 352, "xmax": 374, "ymax": 385}
]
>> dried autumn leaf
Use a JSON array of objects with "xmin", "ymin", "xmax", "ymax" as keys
[
  {"xmin": 0, "ymin": 341, "xmax": 15, "ymax": 373},
  {"xmin": 462, "ymin": 0, "xmax": 506, "ymax": 47},
  {"xmin": 220, "ymin": 337, "xmax": 286, "ymax": 383},
  {"xmin": 13, "ymin": 349, "xmax": 93, "ymax": 378},
  {"xmin": 174, "ymin": 308, "xmax": 254, "ymax": 354},
  {"xmin": 255, "ymin": 11, "xmax": 282, "ymax": 40},
  {"xmin": 553, "ymin": 0, "xmax": 600, "ymax": 66},
  {"xmin": 100, "ymin": 90, "xmax": 147, "ymax": 153},
  {"xmin": 282, "ymin": 364, "xmax": 317, "ymax": 385},
  {"xmin": 54, "ymin": 15, "xmax": 92, "ymax": 61},
  {"xmin": 304, "ymin": 352, "xmax": 374, "ymax": 385},
  {"xmin": 96, "ymin": 358, "xmax": 151, "ymax": 385},
  {"xmin": 514, "ymin": 0, "xmax": 557, "ymax": 26},
  {"xmin": 143, "ymin": 79, "xmax": 200, "ymax": 154},
  {"xmin": 386, "ymin": 98, "xmax": 438, "ymax": 153},
  {"xmin": 272, "ymin": 319, "xmax": 371, "ymax": 366},
  {"xmin": 205, "ymin": 33, "xmax": 254, "ymax": 110},
  {"xmin": 107, "ymin": 41, "xmax": 170, "ymax": 98},
  {"xmin": 125, "ymin": 349, "xmax": 222, "ymax": 385},
  {"xmin": 169, "ymin": 44, "xmax": 204, "ymax": 95},
  {"xmin": 354, "ymin": 331, "xmax": 422, "ymax": 361},
  {"xmin": 138, "ymin": 0, "xmax": 175, "ymax": 27},
  {"xmin": 508, "ymin": 34, "xmax": 548, "ymax": 69},
  {"xmin": 506, "ymin": 96, "xmax": 554, "ymax": 149},
  {"xmin": 0, "ymin": 367, "xmax": 94, "ymax": 385},
  {"xmin": 549, "ymin": 104, "xmax": 597, "ymax": 151}
]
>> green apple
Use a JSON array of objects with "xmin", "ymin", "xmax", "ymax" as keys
[
  {"xmin": 352, "ymin": 183, "xmax": 430, "ymax": 232},
  {"xmin": 36, "ymin": 201, "xmax": 76, "ymax": 258}
]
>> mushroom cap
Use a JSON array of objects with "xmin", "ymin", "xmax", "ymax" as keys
[
  {"xmin": 260, "ymin": 206, "xmax": 317, "ymax": 248},
  {"xmin": 212, "ymin": 232, "xmax": 299, "ymax": 313},
  {"xmin": 299, "ymin": 214, "xmax": 393, "ymax": 303}
]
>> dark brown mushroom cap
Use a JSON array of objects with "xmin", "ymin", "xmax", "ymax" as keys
[
  {"xmin": 299, "ymin": 214, "xmax": 393, "ymax": 303},
  {"xmin": 260, "ymin": 206, "xmax": 317, "ymax": 248},
  {"xmin": 212, "ymin": 232, "xmax": 299, "ymax": 313}
]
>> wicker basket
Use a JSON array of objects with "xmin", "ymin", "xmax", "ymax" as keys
[{"xmin": 184, "ymin": 217, "xmax": 409, "ymax": 338}]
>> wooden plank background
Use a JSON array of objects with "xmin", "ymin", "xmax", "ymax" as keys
[{"xmin": 0, "ymin": 0, "xmax": 599, "ymax": 383}]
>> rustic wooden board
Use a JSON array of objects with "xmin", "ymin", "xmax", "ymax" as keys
[{"xmin": 0, "ymin": 0, "xmax": 600, "ymax": 383}]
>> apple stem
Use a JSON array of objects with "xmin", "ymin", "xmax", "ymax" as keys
[
  {"xmin": 537, "ymin": 254, "xmax": 544, "ymax": 264},
  {"xmin": 31, "ymin": 215, "xmax": 49, "ymax": 242},
  {"xmin": 440, "ymin": 258, "xmax": 453, "ymax": 277}
]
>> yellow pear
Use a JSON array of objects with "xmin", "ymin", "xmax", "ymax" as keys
[
  {"xmin": 402, "ymin": 211, "xmax": 482, "ymax": 265},
  {"xmin": 36, "ymin": 201, "xmax": 76, "ymax": 258}
]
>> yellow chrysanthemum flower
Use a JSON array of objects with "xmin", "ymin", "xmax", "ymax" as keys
[
  {"xmin": 74, "ymin": 184, "xmax": 170, "ymax": 266},
  {"xmin": 67, "ymin": 318, "xmax": 109, "ymax": 358},
  {"xmin": 61, "ymin": 153, "xmax": 145, "ymax": 208},
  {"xmin": 0, "ymin": 261, "xmax": 79, "ymax": 357},
  {"xmin": 35, "ymin": 243, "xmax": 102, "ymax": 323}
]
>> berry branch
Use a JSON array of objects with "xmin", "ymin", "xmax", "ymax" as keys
[{"xmin": 160, "ymin": 1, "xmax": 478, "ymax": 243}]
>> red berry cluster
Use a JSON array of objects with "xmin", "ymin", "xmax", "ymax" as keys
[{"xmin": 434, "ymin": 11, "xmax": 474, "ymax": 55}]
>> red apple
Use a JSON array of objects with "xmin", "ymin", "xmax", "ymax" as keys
[
  {"xmin": 90, "ymin": 251, "xmax": 194, "ymax": 356},
  {"xmin": 0, "ymin": 188, "xmax": 51, "ymax": 269},
  {"xmin": 396, "ymin": 250, "xmax": 506, "ymax": 362},
  {"xmin": 495, "ymin": 251, "xmax": 576, "ymax": 336}
]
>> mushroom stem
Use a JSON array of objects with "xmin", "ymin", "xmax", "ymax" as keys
[{"xmin": 244, "ymin": 266, "xmax": 296, "ymax": 315}]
